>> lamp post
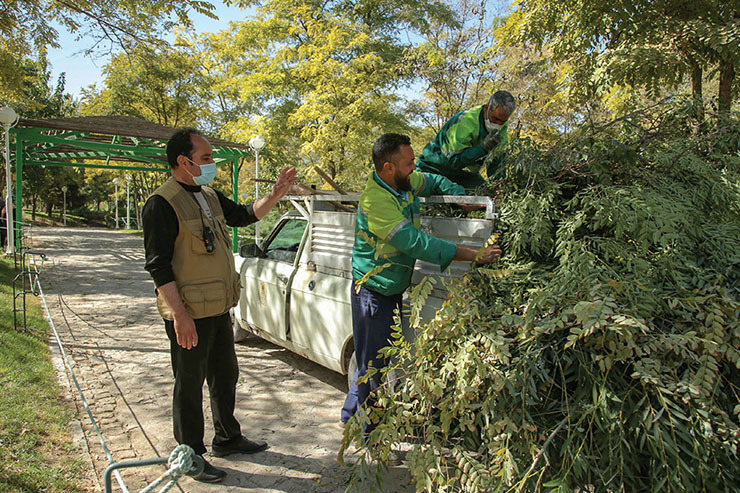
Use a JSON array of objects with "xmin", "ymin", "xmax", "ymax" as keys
[
  {"xmin": 125, "ymin": 175, "xmax": 131, "ymax": 230},
  {"xmin": 61, "ymin": 186, "xmax": 68, "ymax": 226},
  {"xmin": 0, "ymin": 106, "xmax": 19, "ymax": 255},
  {"xmin": 248, "ymin": 135, "xmax": 265, "ymax": 243},
  {"xmin": 112, "ymin": 178, "xmax": 119, "ymax": 228}
]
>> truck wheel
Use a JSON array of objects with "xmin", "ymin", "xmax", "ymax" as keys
[
  {"xmin": 232, "ymin": 312, "xmax": 250, "ymax": 343},
  {"xmin": 347, "ymin": 350, "xmax": 357, "ymax": 390}
]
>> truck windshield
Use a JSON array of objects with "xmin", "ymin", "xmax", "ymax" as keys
[{"xmin": 264, "ymin": 219, "xmax": 307, "ymax": 263}]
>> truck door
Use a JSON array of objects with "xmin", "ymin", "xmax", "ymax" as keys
[
  {"xmin": 241, "ymin": 218, "xmax": 307, "ymax": 341},
  {"xmin": 289, "ymin": 210, "xmax": 354, "ymax": 371}
]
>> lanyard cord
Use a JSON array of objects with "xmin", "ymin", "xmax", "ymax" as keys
[
  {"xmin": 188, "ymin": 192, "xmax": 216, "ymax": 252},
  {"xmin": 188, "ymin": 191, "xmax": 213, "ymax": 224}
]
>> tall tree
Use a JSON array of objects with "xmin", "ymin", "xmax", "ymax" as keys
[
  {"xmin": 9, "ymin": 51, "xmax": 77, "ymax": 116},
  {"xmin": 0, "ymin": 0, "xmax": 217, "ymax": 101},
  {"xmin": 406, "ymin": 0, "xmax": 499, "ymax": 132},
  {"xmin": 5, "ymin": 53, "xmax": 78, "ymax": 217},
  {"xmin": 199, "ymin": 0, "xmax": 457, "ymax": 191},
  {"xmin": 498, "ymin": 0, "xmax": 740, "ymax": 113},
  {"xmin": 80, "ymin": 46, "xmax": 202, "ymax": 127}
]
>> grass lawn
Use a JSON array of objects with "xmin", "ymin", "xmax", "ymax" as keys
[
  {"xmin": 21, "ymin": 209, "xmax": 88, "ymax": 227},
  {"xmin": 0, "ymin": 256, "xmax": 90, "ymax": 492}
]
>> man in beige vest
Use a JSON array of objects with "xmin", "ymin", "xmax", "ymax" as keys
[{"xmin": 143, "ymin": 128, "xmax": 296, "ymax": 483}]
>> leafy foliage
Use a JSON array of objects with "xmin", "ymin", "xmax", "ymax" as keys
[
  {"xmin": 341, "ymin": 101, "xmax": 740, "ymax": 492},
  {"xmin": 0, "ymin": 0, "xmax": 217, "ymax": 100},
  {"xmin": 80, "ymin": 45, "xmax": 201, "ymax": 127},
  {"xmin": 9, "ymin": 54, "xmax": 79, "ymax": 216},
  {"xmin": 498, "ymin": 0, "xmax": 740, "ymax": 112},
  {"xmin": 193, "ymin": 0, "xmax": 457, "ymax": 191},
  {"xmin": 3, "ymin": 52, "xmax": 76, "ymax": 117}
]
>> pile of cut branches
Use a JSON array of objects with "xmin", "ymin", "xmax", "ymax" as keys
[{"xmin": 341, "ymin": 101, "xmax": 740, "ymax": 492}]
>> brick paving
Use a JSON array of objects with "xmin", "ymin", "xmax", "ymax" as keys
[{"xmin": 33, "ymin": 226, "xmax": 413, "ymax": 492}]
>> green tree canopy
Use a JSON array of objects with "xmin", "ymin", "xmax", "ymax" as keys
[
  {"xmin": 498, "ymin": 0, "xmax": 740, "ymax": 112},
  {"xmin": 196, "ymin": 0, "xmax": 457, "ymax": 191},
  {"xmin": 0, "ymin": 0, "xmax": 217, "ymax": 102},
  {"xmin": 80, "ymin": 46, "xmax": 201, "ymax": 127},
  {"xmin": 9, "ymin": 52, "xmax": 77, "ymax": 117}
]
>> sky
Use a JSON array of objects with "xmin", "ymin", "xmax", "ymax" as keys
[{"xmin": 47, "ymin": 1, "xmax": 249, "ymax": 99}]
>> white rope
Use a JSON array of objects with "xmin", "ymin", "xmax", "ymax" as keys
[
  {"xmin": 36, "ymin": 272, "xmax": 130, "ymax": 493},
  {"xmin": 34, "ymin": 248, "xmax": 193, "ymax": 493},
  {"xmin": 140, "ymin": 445, "xmax": 199, "ymax": 493}
]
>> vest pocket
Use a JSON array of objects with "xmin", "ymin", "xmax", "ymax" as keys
[
  {"xmin": 190, "ymin": 230, "xmax": 216, "ymax": 255},
  {"xmin": 180, "ymin": 278, "xmax": 227, "ymax": 318}
]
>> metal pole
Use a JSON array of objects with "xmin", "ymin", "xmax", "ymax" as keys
[
  {"xmin": 248, "ymin": 135, "xmax": 265, "ymax": 246},
  {"xmin": 254, "ymin": 149, "xmax": 260, "ymax": 244},
  {"xmin": 4, "ymin": 124, "xmax": 12, "ymax": 254},
  {"xmin": 126, "ymin": 178, "xmax": 130, "ymax": 229},
  {"xmin": 63, "ymin": 189, "xmax": 67, "ymax": 226},
  {"xmin": 12, "ymin": 132, "xmax": 22, "ymax": 254},
  {"xmin": 231, "ymin": 157, "xmax": 239, "ymax": 253},
  {"xmin": 1, "ymin": 107, "xmax": 20, "ymax": 254},
  {"xmin": 136, "ymin": 188, "xmax": 142, "ymax": 229},
  {"xmin": 114, "ymin": 182, "xmax": 118, "ymax": 228}
]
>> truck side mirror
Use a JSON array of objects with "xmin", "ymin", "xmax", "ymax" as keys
[{"xmin": 239, "ymin": 243, "xmax": 262, "ymax": 258}]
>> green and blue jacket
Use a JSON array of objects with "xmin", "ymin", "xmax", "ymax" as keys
[
  {"xmin": 416, "ymin": 105, "xmax": 508, "ymax": 185},
  {"xmin": 352, "ymin": 170, "xmax": 464, "ymax": 296}
]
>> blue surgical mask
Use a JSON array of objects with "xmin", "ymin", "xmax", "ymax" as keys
[{"xmin": 185, "ymin": 157, "xmax": 218, "ymax": 185}]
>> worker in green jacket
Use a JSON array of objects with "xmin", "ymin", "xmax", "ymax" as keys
[
  {"xmin": 417, "ymin": 90, "xmax": 516, "ymax": 190},
  {"xmin": 341, "ymin": 133, "xmax": 502, "ymax": 434}
]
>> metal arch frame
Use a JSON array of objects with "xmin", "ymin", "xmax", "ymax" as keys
[{"xmin": 9, "ymin": 126, "xmax": 252, "ymax": 252}]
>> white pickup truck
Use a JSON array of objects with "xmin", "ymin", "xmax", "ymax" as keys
[{"xmin": 232, "ymin": 194, "xmax": 496, "ymax": 387}]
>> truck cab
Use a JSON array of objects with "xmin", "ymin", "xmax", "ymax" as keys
[{"xmin": 233, "ymin": 194, "xmax": 496, "ymax": 383}]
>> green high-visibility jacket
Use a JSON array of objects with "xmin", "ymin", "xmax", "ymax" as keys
[
  {"xmin": 416, "ymin": 105, "xmax": 508, "ymax": 187},
  {"xmin": 351, "ymin": 170, "xmax": 464, "ymax": 296}
]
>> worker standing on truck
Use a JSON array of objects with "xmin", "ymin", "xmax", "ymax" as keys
[
  {"xmin": 416, "ymin": 90, "xmax": 516, "ymax": 190},
  {"xmin": 341, "ymin": 133, "xmax": 502, "ymax": 434},
  {"xmin": 142, "ymin": 128, "xmax": 296, "ymax": 483}
]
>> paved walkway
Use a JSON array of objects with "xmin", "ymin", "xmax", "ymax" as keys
[{"xmin": 32, "ymin": 226, "xmax": 412, "ymax": 492}]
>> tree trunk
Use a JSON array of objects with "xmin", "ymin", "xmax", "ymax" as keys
[
  {"xmin": 691, "ymin": 62, "xmax": 704, "ymax": 120},
  {"xmin": 135, "ymin": 197, "xmax": 141, "ymax": 230},
  {"xmin": 718, "ymin": 58, "xmax": 735, "ymax": 114}
]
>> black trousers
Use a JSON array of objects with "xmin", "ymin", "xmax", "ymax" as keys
[{"xmin": 164, "ymin": 312, "xmax": 242, "ymax": 456}]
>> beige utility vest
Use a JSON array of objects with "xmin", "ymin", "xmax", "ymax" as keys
[{"xmin": 152, "ymin": 177, "xmax": 240, "ymax": 320}]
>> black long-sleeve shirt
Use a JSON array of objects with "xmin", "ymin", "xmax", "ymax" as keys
[{"xmin": 143, "ymin": 180, "xmax": 258, "ymax": 288}]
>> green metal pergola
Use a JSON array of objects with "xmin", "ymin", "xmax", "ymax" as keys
[{"xmin": 9, "ymin": 116, "xmax": 252, "ymax": 252}]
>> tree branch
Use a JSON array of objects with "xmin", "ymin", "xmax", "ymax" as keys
[{"xmin": 516, "ymin": 416, "xmax": 569, "ymax": 493}]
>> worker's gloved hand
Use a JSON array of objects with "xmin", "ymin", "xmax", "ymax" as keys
[
  {"xmin": 482, "ymin": 131, "xmax": 501, "ymax": 153},
  {"xmin": 475, "ymin": 243, "xmax": 502, "ymax": 265}
]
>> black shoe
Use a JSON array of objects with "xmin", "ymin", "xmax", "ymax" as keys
[
  {"xmin": 212, "ymin": 436, "xmax": 268, "ymax": 457},
  {"xmin": 193, "ymin": 457, "xmax": 226, "ymax": 483}
]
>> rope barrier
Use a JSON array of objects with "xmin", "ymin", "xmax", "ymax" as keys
[
  {"xmin": 140, "ymin": 445, "xmax": 203, "ymax": 493},
  {"xmin": 102, "ymin": 445, "xmax": 204, "ymax": 493},
  {"xmin": 34, "ymin": 262, "xmax": 130, "ymax": 493},
  {"xmin": 33, "ymin": 253, "xmax": 198, "ymax": 493}
]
